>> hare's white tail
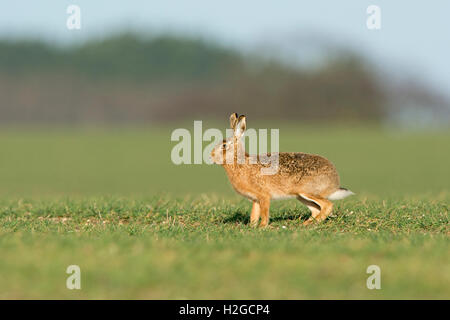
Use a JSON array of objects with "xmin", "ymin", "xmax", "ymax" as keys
[{"xmin": 327, "ymin": 188, "xmax": 354, "ymax": 200}]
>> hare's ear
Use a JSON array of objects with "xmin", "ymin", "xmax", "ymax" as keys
[
  {"xmin": 230, "ymin": 113, "xmax": 238, "ymax": 129},
  {"xmin": 234, "ymin": 115, "xmax": 246, "ymax": 138}
]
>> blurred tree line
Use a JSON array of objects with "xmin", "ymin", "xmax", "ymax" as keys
[{"xmin": 0, "ymin": 33, "xmax": 404, "ymax": 124}]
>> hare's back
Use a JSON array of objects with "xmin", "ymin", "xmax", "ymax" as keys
[{"xmin": 278, "ymin": 152, "xmax": 337, "ymax": 178}]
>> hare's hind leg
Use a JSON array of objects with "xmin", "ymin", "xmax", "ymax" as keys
[
  {"xmin": 297, "ymin": 195, "xmax": 320, "ymax": 225},
  {"xmin": 297, "ymin": 194, "xmax": 333, "ymax": 226},
  {"xmin": 250, "ymin": 201, "xmax": 260, "ymax": 227},
  {"xmin": 315, "ymin": 199, "xmax": 333, "ymax": 223}
]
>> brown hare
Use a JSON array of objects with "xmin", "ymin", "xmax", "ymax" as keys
[{"xmin": 211, "ymin": 113, "xmax": 354, "ymax": 227}]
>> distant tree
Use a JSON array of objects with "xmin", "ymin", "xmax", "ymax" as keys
[{"xmin": 0, "ymin": 33, "xmax": 394, "ymax": 124}]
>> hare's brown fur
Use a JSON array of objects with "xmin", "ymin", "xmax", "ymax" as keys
[{"xmin": 211, "ymin": 113, "xmax": 353, "ymax": 227}]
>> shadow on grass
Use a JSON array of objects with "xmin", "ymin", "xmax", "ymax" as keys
[
  {"xmin": 222, "ymin": 209, "xmax": 310, "ymax": 225},
  {"xmin": 222, "ymin": 211, "xmax": 249, "ymax": 224}
]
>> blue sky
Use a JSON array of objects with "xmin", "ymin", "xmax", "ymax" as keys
[{"xmin": 0, "ymin": 1, "xmax": 448, "ymax": 96}]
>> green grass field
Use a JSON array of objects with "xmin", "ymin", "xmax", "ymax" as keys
[{"xmin": 0, "ymin": 125, "xmax": 448, "ymax": 299}]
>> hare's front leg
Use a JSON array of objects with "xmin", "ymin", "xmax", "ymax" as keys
[
  {"xmin": 258, "ymin": 197, "xmax": 271, "ymax": 228},
  {"xmin": 250, "ymin": 201, "xmax": 260, "ymax": 227}
]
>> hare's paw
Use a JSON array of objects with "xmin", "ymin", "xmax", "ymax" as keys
[
  {"xmin": 302, "ymin": 217, "xmax": 316, "ymax": 226},
  {"xmin": 249, "ymin": 220, "xmax": 259, "ymax": 228},
  {"xmin": 258, "ymin": 221, "xmax": 270, "ymax": 228}
]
